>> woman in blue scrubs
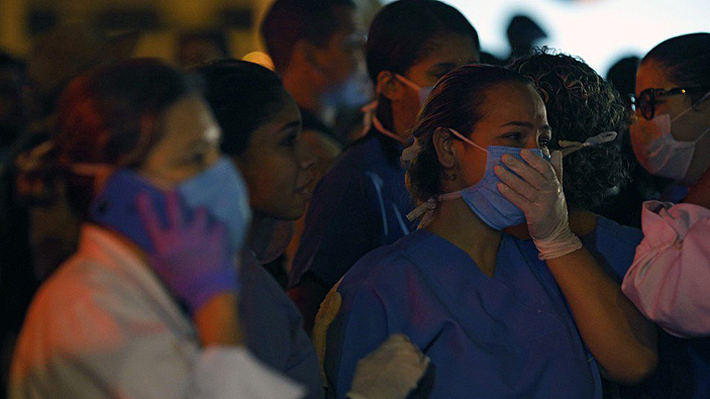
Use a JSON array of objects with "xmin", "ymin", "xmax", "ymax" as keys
[
  {"xmin": 288, "ymin": 0, "xmax": 481, "ymax": 334},
  {"xmin": 325, "ymin": 65, "xmax": 658, "ymax": 399}
]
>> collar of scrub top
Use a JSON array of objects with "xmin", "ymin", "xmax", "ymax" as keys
[{"xmin": 404, "ymin": 130, "xmax": 618, "ymax": 227}]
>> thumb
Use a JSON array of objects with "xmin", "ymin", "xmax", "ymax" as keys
[{"xmin": 550, "ymin": 150, "xmax": 563, "ymax": 181}]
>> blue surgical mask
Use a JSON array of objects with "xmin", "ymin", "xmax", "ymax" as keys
[
  {"xmin": 87, "ymin": 157, "xmax": 251, "ymax": 254},
  {"xmin": 440, "ymin": 128, "xmax": 544, "ymax": 230}
]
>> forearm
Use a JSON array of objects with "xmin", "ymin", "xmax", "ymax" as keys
[
  {"xmin": 546, "ymin": 248, "xmax": 657, "ymax": 384},
  {"xmin": 195, "ymin": 293, "xmax": 243, "ymax": 347}
]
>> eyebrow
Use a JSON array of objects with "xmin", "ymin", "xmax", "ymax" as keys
[{"xmin": 501, "ymin": 121, "xmax": 552, "ymax": 131}]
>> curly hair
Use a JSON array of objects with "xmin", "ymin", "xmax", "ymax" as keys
[{"xmin": 510, "ymin": 49, "xmax": 632, "ymax": 211}]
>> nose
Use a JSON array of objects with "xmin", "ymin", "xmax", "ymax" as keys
[{"xmin": 298, "ymin": 140, "xmax": 317, "ymax": 170}]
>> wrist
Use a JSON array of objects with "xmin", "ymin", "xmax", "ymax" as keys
[
  {"xmin": 195, "ymin": 293, "xmax": 242, "ymax": 346},
  {"xmin": 532, "ymin": 227, "xmax": 582, "ymax": 260}
]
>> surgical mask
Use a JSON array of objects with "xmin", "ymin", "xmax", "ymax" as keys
[
  {"xmin": 437, "ymin": 128, "xmax": 543, "ymax": 230},
  {"xmin": 323, "ymin": 68, "xmax": 373, "ymax": 108},
  {"xmin": 85, "ymin": 157, "xmax": 251, "ymax": 254},
  {"xmin": 630, "ymin": 91, "xmax": 710, "ymax": 183},
  {"xmin": 395, "ymin": 74, "xmax": 433, "ymax": 107}
]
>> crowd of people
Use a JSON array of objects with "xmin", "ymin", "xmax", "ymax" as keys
[{"xmin": 0, "ymin": 0, "xmax": 708, "ymax": 398}]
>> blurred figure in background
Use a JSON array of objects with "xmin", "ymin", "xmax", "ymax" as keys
[
  {"xmin": 1, "ymin": 25, "xmax": 115, "ymax": 398},
  {"xmin": 177, "ymin": 30, "xmax": 229, "ymax": 70},
  {"xmin": 505, "ymin": 14, "xmax": 547, "ymax": 64},
  {"xmin": 261, "ymin": 0, "xmax": 367, "ymax": 165},
  {"xmin": 289, "ymin": 0, "xmax": 480, "ymax": 334},
  {"xmin": 261, "ymin": 0, "xmax": 368, "ymax": 284},
  {"xmin": 9, "ymin": 58, "xmax": 305, "ymax": 399}
]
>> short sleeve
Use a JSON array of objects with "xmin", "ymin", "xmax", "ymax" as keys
[
  {"xmin": 622, "ymin": 200, "xmax": 710, "ymax": 338},
  {"xmin": 324, "ymin": 283, "xmax": 389, "ymax": 399}
]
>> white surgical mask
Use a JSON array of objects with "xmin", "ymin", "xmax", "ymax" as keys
[{"xmin": 630, "ymin": 90, "xmax": 710, "ymax": 183}]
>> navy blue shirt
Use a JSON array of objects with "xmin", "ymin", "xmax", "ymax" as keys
[{"xmin": 290, "ymin": 132, "xmax": 413, "ymax": 289}]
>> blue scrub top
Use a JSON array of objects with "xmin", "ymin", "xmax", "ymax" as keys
[
  {"xmin": 290, "ymin": 132, "xmax": 414, "ymax": 288},
  {"xmin": 580, "ymin": 215, "xmax": 643, "ymax": 282},
  {"xmin": 326, "ymin": 229, "xmax": 603, "ymax": 399},
  {"xmin": 239, "ymin": 250, "xmax": 324, "ymax": 399}
]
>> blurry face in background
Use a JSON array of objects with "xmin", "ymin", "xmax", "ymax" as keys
[
  {"xmin": 314, "ymin": 5, "xmax": 366, "ymax": 89},
  {"xmin": 138, "ymin": 94, "xmax": 222, "ymax": 187},
  {"xmin": 398, "ymin": 32, "xmax": 480, "ymax": 134},
  {"xmin": 235, "ymin": 91, "xmax": 315, "ymax": 220},
  {"xmin": 454, "ymin": 81, "xmax": 551, "ymax": 189}
]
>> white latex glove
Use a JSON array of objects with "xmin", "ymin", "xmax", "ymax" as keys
[
  {"xmin": 347, "ymin": 334, "xmax": 430, "ymax": 399},
  {"xmin": 494, "ymin": 149, "xmax": 582, "ymax": 260}
]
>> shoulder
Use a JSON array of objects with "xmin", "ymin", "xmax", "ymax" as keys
[
  {"xmin": 338, "ymin": 232, "xmax": 429, "ymax": 296},
  {"xmin": 594, "ymin": 215, "xmax": 644, "ymax": 248}
]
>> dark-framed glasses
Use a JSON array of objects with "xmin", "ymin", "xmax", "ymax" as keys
[{"xmin": 631, "ymin": 86, "xmax": 710, "ymax": 120}]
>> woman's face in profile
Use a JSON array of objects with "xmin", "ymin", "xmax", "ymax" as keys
[
  {"xmin": 235, "ymin": 92, "xmax": 315, "ymax": 221},
  {"xmin": 454, "ymin": 81, "xmax": 552, "ymax": 189}
]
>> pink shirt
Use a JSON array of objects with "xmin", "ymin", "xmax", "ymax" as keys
[{"xmin": 622, "ymin": 200, "xmax": 710, "ymax": 338}]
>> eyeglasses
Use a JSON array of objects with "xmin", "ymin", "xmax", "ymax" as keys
[{"xmin": 631, "ymin": 86, "xmax": 710, "ymax": 120}]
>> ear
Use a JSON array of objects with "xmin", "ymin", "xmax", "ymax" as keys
[
  {"xmin": 432, "ymin": 127, "xmax": 458, "ymax": 169},
  {"xmin": 376, "ymin": 71, "xmax": 402, "ymax": 102},
  {"xmin": 292, "ymin": 40, "xmax": 322, "ymax": 73}
]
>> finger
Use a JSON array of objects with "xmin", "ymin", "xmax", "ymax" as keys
[
  {"xmin": 164, "ymin": 190, "xmax": 184, "ymax": 230},
  {"xmin": 520, "ymin": 150, "xmax": 556, "ymax": 182},
  {"xmin": 494, "ymin": 165, "xmax": 537, "ymax": 201},
  {"xmin": 501, "ymin": 154, "xmax": 547, "ymax": 190},
  {"xmin": 497, "ymin": 182, "xmax": 532, "ymax": 212},
  {"xmin": 136, "ymin": 193, "xmax": 165, "ymax": 246}
]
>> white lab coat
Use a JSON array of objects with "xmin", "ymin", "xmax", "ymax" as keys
[{"xmin": 9, "ymin": 224, "xmax": 303, "ymax": 399}]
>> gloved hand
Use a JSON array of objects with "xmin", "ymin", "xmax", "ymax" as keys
[
  {"xmin": 348, "ymin": 334, "xmax": 429, "ymax": 399},
  {"xmin": 494, "ymin": 150, "xmax": 582, "ymax": 260},
  {"xmin": 136, "ymin": 190, "xmax": 239, "ymax": 314}
]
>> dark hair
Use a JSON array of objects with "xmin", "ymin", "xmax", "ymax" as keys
[
  {"xmin": 55, "ymin": 58, "xmax": 198, "ymax": 217},
  {"xmin": 367, "ymin": 0, "xmax": 480, "ymax": 150},
  {"xmin": 196, "ymin": 60, "xmax": 288, "ymax": 157},
  {"xmin": 510, "ymin": 50, "xmax": 631, "ymax": 211},
  {"xmin": 366, "ymin": 0, "xmax": 479, "ymax": 83},
  {"xmin": 644, "ymin": 33, "xmax": 710, "ymax": 103},
  {"xmin": 260, "ymin": 0, "xmax": 355, "ymax": 73},
  {"xmin": 406, "ymin": 64, "xmax": 532, "ymax": 202}
]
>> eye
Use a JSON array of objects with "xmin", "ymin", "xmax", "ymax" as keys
[
  {"xmin": 189, "ymin": 151, "xmax": 207, "ymax": 165},
  {"xmin": 503, "ymin": 132, "xmax": 523, "ymax": 142},
  {"xmin": 281, "ymin": 132, "xmax": 298, "ymax": 147}
]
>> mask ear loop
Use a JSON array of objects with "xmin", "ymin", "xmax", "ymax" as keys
[
  {"xmin": 405, "ymin": 128, "xmax": 487, "ymax": 226},
  {"xmin": 558, "ymin": 131, "xmax": 618, "ymax": 156}
]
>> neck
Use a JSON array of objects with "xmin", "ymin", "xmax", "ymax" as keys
[
  {"xmin": 248, "ymin": 213, "xmax": 279, "ymax": 256},
  {"xmin": 425, "ymin": 198, "xmax": 502, "ymax": 277},
  {"xmin": 386, "ymin": 103, "xmax": 414, "ymax": 142},
  {"xmin": 283, "ymin": 68, "xmax": 324, "ymax": 116}
]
